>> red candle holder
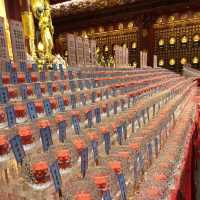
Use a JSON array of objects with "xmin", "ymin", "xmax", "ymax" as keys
[
  {"xmin": 57, "ymin": 149, "xmax": 71, "ymax": 169},
  {"xmin": 32, "ymin": 161, "xmax": 50, "ymax": 184},
  {"xmin": 8, "ymin": 87, "xmax": 18, "ymax": 100},
  {"xmin": 108, "ymin": 160, "xmax": 121, "ymax": 174},
  {"xmin": 2, "ymin": 74, "xmax": 10, "ymax": 84},
  {"xmin": 74, "ymin": 192, "xmax": 92, "ymax": 200},
  {"xmin": 27, "ymin": 85, "xmax": 34, "ymax": 97},
  {"xmin": 63, "ymin": 96, "xmax": 69, "ymax": 107},
  {"xmin": 0, "ymin": 135, "xmax": 10, "ymax": 156},
  {"xmin": 87, "ymin": 131, "xmax": 99, "ymax": 142},
  {"xmin": 0, "ymin": 109, "xmax": 7, "ymax": 128},
  {"xmin": 14, "ymin": 104, "xmax": 27, "ymax": 123},
  {"xmin": 73, "ymin": 138, "xmax": 85, "ymax": 154},
  {"xmin": 17, "ymin": 73, "xmax": 25, "ymax": 83},
  {"xmin": 52, "ymin": 83, "xmax": 58, "ymax": 93},
  {"xmin": 35, "ymin": 101, "xmax": 45, "ymax": 117},
  {"xmin": 18, "ymin": 126, "xmax": 33, "ymax": 145},
  {"xmin": 93, "ymin": 174, "xmax": 109, "ymax": 191},
  {"xmin": 31, "ymin": 73, "xmax": 38, "ymax": 82},
  {"xmin": 27, "ymin": 63, "xmax": 32, "ymax": 71},
  {"xmin": 63, "ymin": 82, "xmax": 68, "ymax": 91},
  {"xmin": 12, "ymin": 63, "xmax": 18, "ymax": 71}
]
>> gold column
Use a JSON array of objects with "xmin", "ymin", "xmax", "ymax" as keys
[
  {"xmin": 0, "ymin": 0, "xmax": 13, "ymax": 60},
  {"xmin": 21, "ymin": 11, "xmax": 37, "ymax": 59}
]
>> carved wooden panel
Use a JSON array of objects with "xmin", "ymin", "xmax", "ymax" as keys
[
  {"xmin": 9, "ymin": 20, "xmax": 26, "ymax": 63},
  {"xmin": 75, "ymin": 36, "xmax": 84, "ymax": 67},
  {"xmin": 0, "ymin": 17, "xmax": 9, "ymax": 65}
]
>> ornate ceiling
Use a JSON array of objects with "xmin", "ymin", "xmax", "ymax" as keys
[{"xmin": 51, "ymin": 0, "xmax": 140, "ymax": 18}]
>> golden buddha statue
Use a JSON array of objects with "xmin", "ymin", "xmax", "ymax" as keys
[
  {"xmin": 181, "ymin": 36, "xmax": 188, "ymax": 44},
  {"xmin": 30, "ymin": 0, "xmax": 54, "ymax": 63}
]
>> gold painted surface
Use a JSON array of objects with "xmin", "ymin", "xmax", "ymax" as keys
[
  {"xmin": 21, "ymin": 11, "xmax": 37, "ymax": 59},
  {"xmin": 21, "ymin": 12, "xmax": 35, "ymax": 38}
]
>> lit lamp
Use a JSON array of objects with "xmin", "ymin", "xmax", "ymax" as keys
[
  {"xmin": 192, "ymin": 56, "xmax": 199, "ymax": 65},
  {"xmin": 193, "ymin": 34, "xmax": 200, "ymax": 42},
  {"xmin": 193, "ymin": 34, "xmax": 200, "ymax": 47},
  {"xmin": 180, "ymin": 57, "xmax": 187, "ymax": 65},
  {"xmin": 181, "ymin": 36, "xmax": 188, "ymax": 48},
  {"xmin": 132, "ymin": 42, "xmax": 137, "ymax": 49},
  {"xmin": 169, "ymin": 58, "xmax": 176, "ymax": 66},
  {"xmin": 104, "ymin": 46, "xmax": 109, "ymax": 52},
  {"xmin": 169, "ymin": 37, "xmax": 176, "ymax": 46},
  {"xmin": 158, "ymin": 39, "xmax": 164, "ymax": 47},
  {"xmin": 159, "ymin": 59, "xmax": 164, "ymax": 67},
  {"xmin": 181, "ymin": 36, "xmax": 188, "ymax": 44}
]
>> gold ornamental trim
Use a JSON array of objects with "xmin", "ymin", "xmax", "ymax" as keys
[
  {"xmin": 87, "ymin": 28, "xmax": 138, "ymax": 38},
  {"xmin": 154, "ymin": 17, "xmax": 200, "ymax": 29}
]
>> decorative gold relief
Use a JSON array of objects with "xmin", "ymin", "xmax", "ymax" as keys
[
  {"xmin": 82, "ymin": 31, "xmax": 87, "ymax": 37},
  {"xmin": 158, "ymin": 39, "xmax": 164, "ymax": 46},
  {"xmin": 180, "ymin": 13, "xmax": 188, "ymax": 19},
  {"xmin": 168, "ymin": 15, "xmax": 175, "ymax": 23},
  {"xmin": 180, "ymin": 57, "xmax": 187, "ymax": 65},
  {"xmin": 118, "ymin": 23, "xmax": 124, "ymax": 30},
  {"xmin": 193, "ymin": 12, "xmax": 200, "ymax": 18},
  {"xmin": 181, "ymin": 36, "xmax": 188, "ymax": 43},
  {"xmin": 169, "ymin": 37, "xmax": 176, "ymax": 45},
  {"xmin": 169, "ymin": 58, "xmax": 176, "ymax": 66},
  {"xmin": 128, "ymin": 22, "xmax": 134, "ymax": 29},
  {"xmin": 192, "ymin": 56, "xmax": 199, "ymax": 64},
  {"xmin": 193, "ymin": 34, "xmax": 200, "ymax": 42},
  {"xmin": 156, "ymin": 17, "xmax": 164, "ymax": 24},
  {"xmin": 132, "ymin": 42, "xmax": 137, "ymax": 49},
  {"xmin": 159, "ymin": 59, "xmax": 164, "ymax": 66}
]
